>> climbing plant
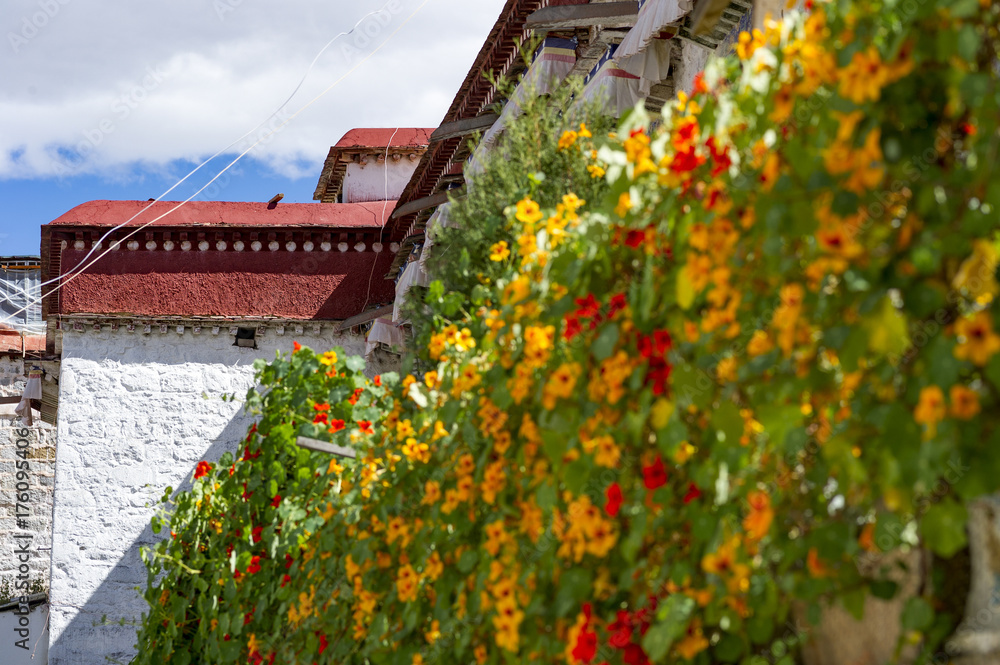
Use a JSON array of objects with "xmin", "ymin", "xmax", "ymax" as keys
[{"xmin": 136, "ymin": 1, "xmax": 1000, "ymax": 663}]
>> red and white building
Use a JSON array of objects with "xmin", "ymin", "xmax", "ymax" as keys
[{"xmin": 41, "ymin": 129, "xmax": 430, "ymax": 664}]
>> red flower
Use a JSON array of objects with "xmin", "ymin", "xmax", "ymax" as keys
[
  {"xmin": 643, "ymin": 457, "xmax": 668, "ymax": 490},
  {"xmin": 348, "ymin": 388, "xmax": 365, "ymax": 406},
  {"xmin": 605, "ymin": 483, "xmax": 623, "ymax": 517},
  {"xmin": 271, "ymin": 495, "xmax": 282, "ymax": 508},
  {"xmin": 571, "ymin": 605, "xmax": 598, "ymax": 664},
  {"xmin": 608, "ymin": 610, "xmax": 634, "ymax": 648},
  {"xmin": 692, "ymin": 71, "xmax": 708, "ymax": 95},
  {"xmin": 313, "ymin": 413, "xmax": 329, "ymax": 426},
  {"xmin": 608, "ymin": 293, "xmax": 628, "ymax": 319},
  {"xmin": 281, "ymin": 574, "xmax": 291, "ymax": 588},
  {"xmin": 575, "ymin": 294, "xmax": 601, "ymax": 319},
  {"xmin": 374, "ymin": 375, "xmax": 382, "ymax": 387},
  {"xmin": 247, "ymin": 555, "xmax": 261, "ymax": 575},
  {"xmin": 683, "ymin": 483, "xmax": 702, "ymax": 504},
  {"xmin": 293, "ymin": 341, "xmax": 302, "ymax": 353},
  {"xmin": 246, "ymin": 423, "xmax": 258, "ymax": 441},
  {"xmin": 563, "ymin": 316, "xmax": 584, "ymax": 341},
  {"xmin": 229, "ymin": 464, "xmax": 236, "ymax": 477},
  {"xmin": 329, "ymin": 419, "xmax": 346, "ymax": 433},
  {"xmin": 244, "ymin": 608, "xmax": 255, "ymax": 625},
  {"xmin": 313, "ymin": 403, "xmax": 330, "ymax": 412},
  {"xmin": 318, "ymin": 633, "xmax": 329, "ymax": 655},
  {"xmin": 357, "ymin": 420, "xmax": 374, "ymax": 435},
  {"xmin": 625, "ymin": 229, "xmax": 646, "ymax": 249},
  {"xmin": 194, "ymin": 461, "xmax": 213, "ymax": 480},
  {"xmin": 252, "ymin": 526, "xmax": 263, "ymax": 543},
  {"xmin": 285, "ymin": 554, "xmax": 295, "ymax": 569}
]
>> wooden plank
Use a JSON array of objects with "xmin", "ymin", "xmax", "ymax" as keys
[
  {"xmin": 430, "ymin": 114, "xmax": 499, "ymax": 144},
  {"xmin": 296, "ymin": 436, "xmax": 357, "ymax": 459},
  {"xmin": 526, "ymin": 2, "xmax": 639, "ymax": 30},
  {"xmin": 334, "ymin": 304, "xmax": 395, "ymax": 333},
  {"xmin": 390, "ymin": 191, "xmax": 452, "ymax": 221}
]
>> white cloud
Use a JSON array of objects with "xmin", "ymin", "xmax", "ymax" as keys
[{"xmin": 0, "ymin": 0, "xmax": 508, "ymax": 179}]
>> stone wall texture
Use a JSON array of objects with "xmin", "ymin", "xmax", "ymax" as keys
[{"xmin": 48, "ymin": 327, "xmax": 369, "ymax": 665}]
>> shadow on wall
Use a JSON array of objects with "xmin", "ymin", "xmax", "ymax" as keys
[{"xmin": 48, "ymin": 412, "xmax": 253, "ymax": 665}]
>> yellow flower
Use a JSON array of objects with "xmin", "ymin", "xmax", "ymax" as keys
[
  {"xmin": 839, "ymin": 46, "xmax": 888, "ymax": 104},
  {"xmin": 423, "ymin": 551, "xmax": 444, "ymax": 581},
  {"xmin": 489, "ymin": 240, "xmax": 511, "ymax": 262},
  {"xmin": 515, "ymin": 198, "xmax": 543, "ymax": 225},
  {"xmin": 412, "ymin": 655, "xmax": 425, "ymax": 665},
  {"xmin": 587, "ymin": 163, "xmax": 606, "ymax": 179},
  {"xmin": 396, "ymin": 564, "xmax": 420, "ymax": 602},
  {"xmin": 578, "ymin": 123, "xmax": 592, "ymax": 139},
  {"xmin": 615, "ymin": 192, "xmax": 633, "ymax": 218},
  {"xmin": 424, "ymin": 620, "xmax": 441, "ymax": 644},
  {"xmin": 950, "ymin": 385, "xmax": 980, "ymax": 420},
  {"xmin": 955, "ymin": 312, "xmax": 1000, "ymax": 366},
  {"xmin": 247, "ymin": 634, "xmax": 260, "ymax": 656},
  {"xmin": 914, "ymin": 385, "xmax": 946, "ymax": 438},
  {"xmin": 421, "ymin": 480, "xmax": 441, "ymax": 505},
  {"xmin": 402, "ymin": 438, "xmax": 431, "ymax": 464},
  {"xmin": 716, "ymin": 357, "xmax": 738, "ymax": 383},
  {"xmin": 424, "ymin": 371, "xmax": 439, "ymax": 389},
  {"xmin": 747, "ymin": 330, "xmax": 773, "ymax": 357},
  {"xmin": 558, "ymin": 129, "xmax": 578, "ymax": 150},
  {"xmin": 953, "ymin": 239, "xmax": 999, "ymax": 306},
  {"xmin": 319, "ymin": 349, "xmax": 338, "ymax": 366},
  {"xmin": 675, "ymin": 619, "xmax": 710, "ymax": 660},
  {"xmin": 542, "ymin": 362, "xmax": 581, "ymax": 410},
  {"xmin": 432, "ymin": 420, "xmax": 449, "ymax": 441}
]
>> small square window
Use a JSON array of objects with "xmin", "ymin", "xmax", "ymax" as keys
[{"xmin": 233, "ymin": 327, "xmax": 257, "ymax": 349}]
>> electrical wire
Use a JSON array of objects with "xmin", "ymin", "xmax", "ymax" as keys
[
  {"xmin": 8, "ymin": 0, "xmax": 431, "ymax": 323},
  {"xmin": 361, "ymin": 126, "xmax": 401, "ymax": 313}
]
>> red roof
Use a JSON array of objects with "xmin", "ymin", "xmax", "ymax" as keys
[
  {"xmin": 334, "ymin": 128, "xmax": 433, "ymax": 150},
  {"xmin": 42, "ymin": 200, "xmax": 398, "ymax": 321},
  {"xmin": 49, "ymin": 200, "xmax": 395, "ymax": 228}
]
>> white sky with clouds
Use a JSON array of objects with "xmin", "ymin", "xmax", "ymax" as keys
[{"xmin": 0, "ymin": 0, "xmax": 508, "ymax": 180}]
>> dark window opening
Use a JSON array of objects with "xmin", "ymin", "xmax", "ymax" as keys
[{"xmin": 234, "ymin": 327, "xmax": 257, "ymax": 349}]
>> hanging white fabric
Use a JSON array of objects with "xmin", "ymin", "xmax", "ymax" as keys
[
  {"xmin": 366, "ymin": 318, "xmax": 406, "ymax": 358},
  {"xmin": 617, "ymin": 38, "xmax": 673, "ymax": 97},
  {"xmin": 14, "ymin": 367, "xmax": 42, "ymax": 427},
  {"xmin": 393, "ymin": 260, "xmax": 431, "ymax": 323},
  {"xmin": 466, "ymin": 37, "xmax": 578, "ymax": 183},
  {"xmin": 575, "ymin": 45, "xmax": 643, "ymax": 118}
]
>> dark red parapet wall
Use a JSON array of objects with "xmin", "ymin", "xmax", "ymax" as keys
[
  {"xmin": 56, "ymin": 249, "xmax": 396, "ymax": 320},
  {"xmin": 43, "ymin": 199, "xmax": 400, "ymax": 321}
]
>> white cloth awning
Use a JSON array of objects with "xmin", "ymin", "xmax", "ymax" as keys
[
  {"xmin": 575, "ymin": 45, "xmax": 642, "ymax": 118},
  {"xmin": 393, "ymin": 260, "xmax": 431, "ymax": 323},
  {"xmin": 467, "ymin": 37, "xmax": 577, "ymax": 181},
  {"xmin": 617, "ymin": 0, "xmax": 691, "ymax": 60}
]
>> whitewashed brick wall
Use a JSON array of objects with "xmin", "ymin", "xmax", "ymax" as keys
[
  {"xmin": 48, "ymin": 327, "xmax": 370, "ymax": 665},
  {"xmin": 0, "ymin": 421, "xmax": 55, "ymax": 594}
]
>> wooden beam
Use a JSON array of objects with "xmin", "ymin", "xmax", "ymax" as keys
[
  {"xmin": 430, "ymin": 114, "xmax": 499, "ymax": 144},
  {"xmin": 296, "ymin": 436, "xmax": 357, "ymax": 459},
  {"xmin": 526, "ymin": 2, "xmax": 639, "ymax": 30},
  {"xmin": 334, "ymin": 304, "xmax": 394, "ymax": 333},
  {"xmin": 390, "ymin": 191, "xmax": 452, "ymax": 221}
]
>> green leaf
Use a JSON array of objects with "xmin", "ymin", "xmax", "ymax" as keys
[
  {"xmin": 711, "ymin": 401, "xmax": 743, "ymax": 447},
  {"xmin": 841, "ymin": 588, "xmax": 866, "ymax": 621},
  {"xmin": 457, "ymin": 549, "xmax": 478, "ymax": 573},
  {"xmin": 863, "ymin": 297, "xmax": 911, "ymax": 360},
  {"xmin": 642, "ymin": 595, "xmax": 696, "ymax": 661},
  {"xmin": 676, "ymin": 269, "xmax": 695, "ymax": 310},
  {"xmin": 671, "ymin": 363, "xmax": 713, "ymax": 411},
  {"xmin": 554, "ymin": 569, "xmax": 592, "ymax": 617},
  {"xmin": 756, "ymin": 404, "xmax": 801, "ymax": 449},
  {"xmin": 901, "ymin": 597, "xmax": 934, "ymax": 632},
  {"xmin": 591, "ymin": 323, "xmax": 620, "ymax": 361},
  {"xmin": 345, "ymin": 356, "xmax": 366, "ymax": 373},
  {"xmin": 921, "ymin": 498, "xmax": 968, "ymax": 557}
]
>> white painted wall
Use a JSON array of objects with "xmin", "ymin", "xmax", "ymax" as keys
[
  {"xmin": 48, "ymin": 327, "xmax": 369, "ymax": 665},
  {"xmin": 343, "ymin": 159, "xmax": 418, "ymax": 204}
]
